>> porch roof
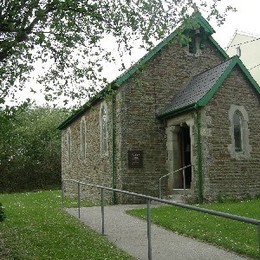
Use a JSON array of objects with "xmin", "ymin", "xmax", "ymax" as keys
[{"xmin": 157, "ymin": 56, "xmax": 260, "ymax": 119}]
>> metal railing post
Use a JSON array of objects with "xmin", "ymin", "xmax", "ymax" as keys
[
  {"xmin": 147, "ymin": 198, "xmax": 152, "ymax": 260},
  {"xmin": 101, "ymin": 188, "xmax": 105, "ymax": 235},
  {"xmin": 77, "ymin": 182, "xmax": 81, "ymax": 218},
  {"xmin": 256, "ymin": 224, "xmax": 260, "ymax": 259},
  {"xmin": 61, "ymin": 180, "xmax": 64, "ymax": 206},
  {"xmin": 159, "ymin": 178, "xmax": 162, "ymax": 199},
  {"xmin": 182, "ymin": 168, "xmax": 186, "ymax": 191}
]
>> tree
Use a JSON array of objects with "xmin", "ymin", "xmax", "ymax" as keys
[
  {"xmin": 0, "ymin": 105, "xmax": 70, "ymax": 192},
  {"xmin": 0, "ymin": 1, "xmax": 234, "ymax": 106}
]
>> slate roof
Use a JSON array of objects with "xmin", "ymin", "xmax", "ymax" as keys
[
  {"xmin": 157, "ymin": 59, "xmax": 233, "ymax": 117},
  {"xmin": 157, "ymin": 56, "xmax": 260, "ymax": 119}
]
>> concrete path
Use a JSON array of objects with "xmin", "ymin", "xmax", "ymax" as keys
[{"xmin": 66, "ymin": 205, "xmax": 250, "ymax": 260}]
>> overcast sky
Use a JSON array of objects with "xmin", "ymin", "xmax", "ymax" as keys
[{"xmin": 213, "ymin": 0, "xmax": 260, "ymax": 47}]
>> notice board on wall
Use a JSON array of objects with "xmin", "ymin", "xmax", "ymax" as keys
[{"xmin": 128, "ymin": 150, "xmax": 143, "ymax": 168}]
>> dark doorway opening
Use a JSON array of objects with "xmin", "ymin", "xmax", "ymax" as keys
[{"xmin": 179, "ymin": 124, "xmax": 192, "ymax": 189}]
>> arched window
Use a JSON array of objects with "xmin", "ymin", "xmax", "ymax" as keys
[
  {"xmin": 67, "ymin": 128, "xmax": 72, "ymax": 164},
  {"xmin": 228, "ymin": 105, "xmax": 251, "ymax": 159},
  {"xmin": 100, "ymin": 103, "xmax": 108, "ymax": 154},
  {"xmin": 233, "ymin": 110, "xmax": 243, "ymax": 152},
  {"xmin": 80, "ymin": 117, "xmax": 86, "ymax": 160}
]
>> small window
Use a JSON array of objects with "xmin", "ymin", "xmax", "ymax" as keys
[
  {"xmin": 188, "ymin": 36, "xmax": 197, "ymax": 54},
  {"xmin": 233, "ymin": 110, "xmax": 243, "ymax": 152},
  {"xmin": 80, "ymin": 117, "xmax": 86, "ymax": 160},
  {"xmin": 100, "ymin": 102, "xmax": 108, "ymax": 154},
  {"xmin": 187, "ymin": 30, "xmax": 202, "ymax": 55}
]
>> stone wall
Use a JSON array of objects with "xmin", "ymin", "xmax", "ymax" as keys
[
  {"xmin": 61, "ymin": 35, "xmax": 257, "ymax": 204},
  {"xmin": 116, "ymin": 39, "xmax": 226, "ymax": 202},
  {"xmin": 201, "ymin": 67, "xmax": 260, "ymax": 201},
  {"xmin": 61, "ymin": 98, "xmax": 116, "ymax": 203}
]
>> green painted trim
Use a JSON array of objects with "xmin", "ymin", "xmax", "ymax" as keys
[
  {"xmin": 58, "ymin": 107, "xmax": 86, "ymax": 130},
  {"xmin": 157, "ymin": 103, "xmax": 196, "ymax": 119},
  {"xmin": 195, "ymin": 108, "xmax": 203, "ymax": 203},
  {"xmin": 57, "ymin": 84, "xmax": 119, "ymax": 130},
  {"xmin": 193, "ymin": 13, "xmax": 215, "ymax": 34},
  {"xmin": 236, "ymin": 58, "xmax": 260, "ymax": 94},
  {"xmin": 197, "ymin": 58, "xmax": 236, "ymax": 107},
  {"xmin": 208, "ymin": 36, "xmax": 229, "ymax": 59},
  {"xmin": 114, "ymin": 31, "xmax": 178, "ymax": 86},
  {"xmin": 111, "ymin": 94, "xmax": 117, "ymax": 204}
]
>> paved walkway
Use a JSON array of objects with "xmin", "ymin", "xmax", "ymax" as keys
[{"xmin": 66, "ymin": 205, "xmax": 249, "ymax": 260}]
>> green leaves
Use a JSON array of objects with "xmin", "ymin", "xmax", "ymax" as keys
[
  {"xmin": 0, "ymin": 106, "xmax": 70, "ymax": 193},
  {"xmin": 0, "ymin": 0, "xmax": 235, "ymax": 106}
]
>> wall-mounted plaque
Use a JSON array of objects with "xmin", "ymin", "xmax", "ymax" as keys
[{"xmin": 128, "ymin": 150, "xmax": 143, "ymax": 168}]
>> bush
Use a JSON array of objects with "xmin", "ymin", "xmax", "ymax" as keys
[{"xmin": 0, "ymin": 106, "xmax": 70, "ymax": 193}]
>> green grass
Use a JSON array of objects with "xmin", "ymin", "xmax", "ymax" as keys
[
  {"xmin": 62, "ymin": 194, "xmax": 99, "ymax": 208},
  {"xmin": 0, "ymin": 190, "xmax": 133, "ymax": 260},
  {"xmin": 128, "ymin": 199, "xmax": 260, "ymax": 259}
]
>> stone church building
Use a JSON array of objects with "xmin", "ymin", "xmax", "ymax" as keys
[{"xmin": 58, "ymin": 14, "xmax": 260, "ymax": 203}]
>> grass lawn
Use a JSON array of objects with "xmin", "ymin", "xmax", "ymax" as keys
[
  {"xmin": 0, "ymin": 190, "xmax": 133, "ymax": 260},
  {"xmin": 128, "ymin": 199, "xmax": 260, "ymax": 259}
]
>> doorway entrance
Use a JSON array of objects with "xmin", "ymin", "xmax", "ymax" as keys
[
  {"xmin": 171, "ymin": 123, "xmax": 192, "ymax": 190},
  {"xmin": 179, "ymin": 124, "xmax": 192, "ymax": 189},
  {"xmin": 166, "ymin": 121, "xmax": 193, "ymax": 195}
]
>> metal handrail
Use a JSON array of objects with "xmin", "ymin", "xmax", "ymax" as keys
[
  {"xmin": 158, "ymin": 164, "xmax": 192, "ymax": 199},
  {"xmin": 62, "ymin": 178, "xmax": 260, "ymax": 260}
]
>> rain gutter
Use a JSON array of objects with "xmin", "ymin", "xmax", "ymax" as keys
[
  {"xmin": 195, "ymin": 105, "xmax": 203, "ymax": 203},
  {"xmin": 111, "ymin": 94, "xmax": 117, "ymax": 204}
]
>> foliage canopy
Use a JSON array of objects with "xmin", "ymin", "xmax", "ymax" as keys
[{"xmin": 0, "ymin": 106, "xmax": 70, "ymax": 192}]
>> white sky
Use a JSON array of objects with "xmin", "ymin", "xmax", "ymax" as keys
[{"xmin": 213, "ymin": 0, "xmax": 260, "ymax": 47}]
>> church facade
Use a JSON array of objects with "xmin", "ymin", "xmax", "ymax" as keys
[{"xmin": 58, "ymin": 14, "xmax": 260, "ymax": 203}]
